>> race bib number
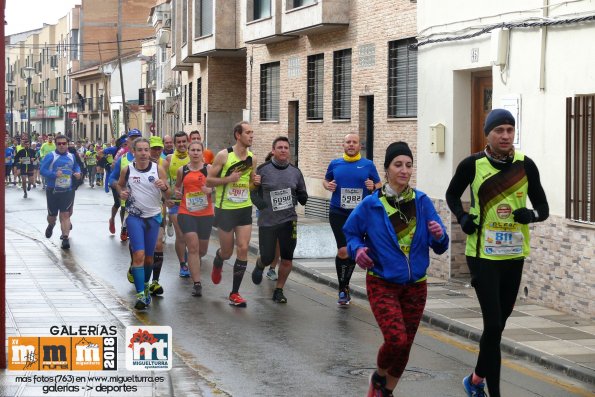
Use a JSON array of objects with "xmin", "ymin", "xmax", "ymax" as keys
[
  {"xmin": 484, "ymin": 223, "xmax": 523, "ymax": 256},
  {"xmin": 56, "ymin": 174, "xmax": 72, "ymax": 189},
  {"xmin": 270, "ymin": 188, "xmax": 293, "ymax": 212},
  {"xmin": 186, "ymin": 191, "xmax": 208, "ymax": 212},
  {"xmin": 227, "ymin": 183, "xmax": 249, "ymax": 203},
  {"xmin": 340, "ymin": 188, "xmax": 363, "ymax": 209},
  {"xmin": 87, "ymin": 158, "xmax": 97, "ymax": 165},
  {"xmin": 20, "ymin": 157, "xmax": 31, "ymax": 165},
  {"xmin": 5, "ymin": 157, "xmax": 11, "ymax": 164}
]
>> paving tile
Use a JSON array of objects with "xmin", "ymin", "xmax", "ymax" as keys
[
  {"xmin": 429, "ymin": 308, "xmax": 481, "ymax": 319},
  {"xmin": 558, "ymin": 354, "xmax": 595, "ymax": 365},
  {"xmin": 575, "ymin": 326, "xmax": 595, "ymax": 335},
  {"xmin": 424, "ymin": 301, "xmax": 461, "ymax": 309},
  {"xmin": 520, "ymin": 340, "xmax": 593, "ymax": 355},
  {"xmin": 572, "ymin": 339, "xmax": 595, "ymax": 347},
  {"xmin": 508, "ymin": 317, "xmax": 564, "ymax": 329}
]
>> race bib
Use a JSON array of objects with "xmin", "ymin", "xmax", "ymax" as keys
[
  {"xmin": 484, "ymin": 223, "xmax": 523, "ymax": 256},
  {"xmin": 270, "ymin": 188, "xmax": 293, "ymax": 212},
  {"xmin": 87, "ymin": 158, "xmax": 97, "ymax": 165},
  {"xmin": 340, "ymin": 188, "xmax": 363, "ymax": 209},
  {"xmin": 227, "ymin": 183, "xmax": 249, "ymax": 203},
  {"xmin": 186, "ymin": 191, "xmax": 208, "ymax": 212},
  {"xmin": 20, "ymin": 157, "xmax": 31, "ymax": 165},
  {"xmin": 5, "ymin": 158, "xmax": 11, "ymax": 164},
  {"xmin": 56, "ymin": 174, "xmax": 72, "ymax": 189}
]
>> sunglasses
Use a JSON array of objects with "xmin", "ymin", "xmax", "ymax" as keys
[{"xmin": 56, "ymin": 142, "xmax": 68, "ymax": 146}]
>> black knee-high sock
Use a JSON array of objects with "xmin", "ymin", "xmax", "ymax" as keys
[
  {"xmin": 152, "ymin": 252, "xmax": 164, "ymax": 280},
  {"xmin": 336, "ymin": 256, "xmax": 350, "ymax": 291},
  {"xmin": 144, "ymin": 262, "xmax": 153, "ymax": 284},
  {"xmin": 343, "ymin": 258, "xmax": 357, "ymax": 289},
  {"xmin": 231, "ymin": 259, "xmax": 247, "ymax": 293}
]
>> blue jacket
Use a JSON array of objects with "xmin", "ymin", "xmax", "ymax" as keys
[
  {"xmin": 108, "ymin": 152, "xmax": 135, "ymax": 188},
  {"xmin": 343, "ymin": 189, "xmax": 449, "ymax": 284},
  {"xmin": 40, "ymin": 150, "xmax": 81, "ymax": 189}
]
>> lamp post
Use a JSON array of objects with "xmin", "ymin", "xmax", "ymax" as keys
[
  {"xmin": 64, "ymin": 92, "xmax": 70, "ymax": 138},
  {"xmin": 98, "ymin": 86, "xmax": 104, "ymax": 142},
  {"xmin": 7, "ymin": 83, "xmax": 15, "ymax": 137},
  {"xmin": 22, "ymin": 66, "xmax": 35, "ymax": 136}
]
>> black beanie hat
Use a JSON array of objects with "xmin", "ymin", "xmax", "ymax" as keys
[
  {"xmin": 484, "ymin": 108, "xmax": 515, "ymax": 136},
  {"xmin": 384, "ymin": 141, "xmax": 413, "ymax": 169}
]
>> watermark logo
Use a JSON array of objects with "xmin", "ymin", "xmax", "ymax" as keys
[{"xmin": 125, "ymin": 326, "xmax": 172, "ymax": 371}]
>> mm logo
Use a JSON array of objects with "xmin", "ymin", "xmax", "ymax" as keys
[
  {"xmin": 71, "ymin": 337, "xmax": 118, "ymax": 371},
  {"xmin": 40, "ymin": 337, "xmax": 70, "ymax": 370},
  {"xmin": 125, "ymin": 326, "xmax": 172, "ymax": 371},
  {"xmin": 9, "ymin": 337, "xmax": 39, "ymax": 370}
]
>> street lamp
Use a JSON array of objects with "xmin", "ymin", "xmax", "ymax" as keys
[
  {"xmin": 22, "ymin": 66, "xmax": 35, "ymax": 136},
  {"xmin": 7, "ymin": 83, "xmax": 16, "ymax": 137},
  {"xmin": 98, "ymin": 87, "xmax": 104, "ymax": 142}
]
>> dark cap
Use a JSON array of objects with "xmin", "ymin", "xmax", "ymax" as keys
[
  {"xmin": 384, "ymin": 141, "xmax": 413, "ymax": 169},
  {"xmin": 484, "ymin": 108, "xmax": 515, "ymax": 135}
]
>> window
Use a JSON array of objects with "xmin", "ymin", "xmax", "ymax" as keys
[
  {"xmin": 260, "ymin": 62, "xmax": 280, "ymax": 121},
  {"xmin": 333, "ymin": 49, "xmax": 352, "ymax": 120},
  {"xmin": 566, "ymin": 95, "xmax": 595, "ymax": 223},
  {"xmin": 188, "ymin": 82, "xmax": 193, "ymax": 124},
  {"xmin": 172, "ymin": 0, "xmax": 176, "ymax": 54},
  {"xmin": 184, "ymin": 85, "xmax": 187, "ymax": 123},
  {"xmin": 388, "ymin": 38, "xmax": 417, "ymax": 118},
  {"xmin": 70, "ymin": 29, "xmax": 79, "ymax": 60},
  {"xmin": 307, "ymin": 54, "xmax": 324, "ymax": 120},
  {"xmin": 196, "ymin": 78, "xmax": 202, "ymax": 123},
  {"xmin": 195, "ymin": 0, "xmax": 213, "ymax": 38},
  {"xmin": 182, "ymin": 0, "xmax": 188, "ymax": 44},
  {"xmin": 254, "ymin": 0, "xmax": 271, "ymax": 20},
  {"xmin": 290, "ymin": 0, "xmax": 316, "ymax": 9}
]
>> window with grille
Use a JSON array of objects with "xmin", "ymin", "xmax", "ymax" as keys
[
  {"xmin": 307, "ymin": 53, "xmax": 324, "ymax": 120},
  {"xmin": 333, "ymin": 49, "xmax": 352, "ymax": 120},
  {"xmin": 195, "ymin": 0, "xmax": 213, "ymax": 38},
  {"xmin": 254, "ymin": 0, "xmax": 271, "ymax": 20},
  {"xmin": 196, "ymin": 78, "xmax": 202, "ymax": 123},
  {"xmin": 188, "ymin": 82, "xmax": 193, "ymax": 124},
  {"xmin": 260, "ymin": 62, "xmax": 280, "ymax": 121},
  {"xmin": 388, "ymin": 38, "xmax": 417, "ymax": 118},
  {"xmin": 566, "ymin": 95, "xmax": 595, "ymax": 223}
]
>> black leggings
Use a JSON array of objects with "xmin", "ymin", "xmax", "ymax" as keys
[{"xmin": 467, "ymin": 256, "xmax": 524, "ymax": 397}]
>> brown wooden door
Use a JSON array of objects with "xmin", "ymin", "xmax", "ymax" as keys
[{"xmin": 471, "ymin": 73, "xmax": 493, "ymax": 153}]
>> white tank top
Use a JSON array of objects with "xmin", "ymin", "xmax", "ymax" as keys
[{"xmin": 126, "ymin": 162, "xmax": 162, "ymax": 218}]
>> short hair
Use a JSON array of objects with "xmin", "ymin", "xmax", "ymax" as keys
[
  {"xmin": 188, "ymin": 141, "xmax": 204, "ymax": 151},
  {"xmin": 55, "ymin": 134, "xmax": 69, "ymax": 143},
  {"xmin": 272, "ymin": 136, "xmax": 290, "ymax": 149},
  {"xmin": 189, "ymin": 130, "xmax": 201, "ymax": 139},
  {"xmin": 132, "ymin": 137, "xmax": 150, "ymax": 151},
  {"xmin": 174, "ymin": 131, "xmax": 188, "ymax": 144},
  {"xmin": 233, "ymin": 121, "xmax": 250, "ymax": 140}
]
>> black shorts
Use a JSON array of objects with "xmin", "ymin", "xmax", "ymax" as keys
[
  {"xmin": 46, "ymin": 188, "xmax": 75, "ymax": 216},
  {"xmin": 17, "ymin": 168, "xmax": 34, "ymax": 177},
  {"xmin": 5, "ymin": 166, "xmax": 12, "ymax": 177},
  {"xmin": 177, "ymin": 214, "xmax": 214, "ymax": 239},
  {"xmin": 329, "ymin": 210, "xmax": 351, "ymax": 249},
  {"xmin": 214, "ymin": 206, "xmax": 252, "ymax": 233},
  {"xmin": 259, "ymin": 221, "xmax": 297, "ymax": 265}
]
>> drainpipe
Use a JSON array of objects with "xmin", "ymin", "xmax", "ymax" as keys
[
  {"xmin": 249, "ymin": 49, "xmax": 253, "ymax": 123},
  {"xmin": 539, "ymin": 0, "xmax": 548, "ymax": 91}
]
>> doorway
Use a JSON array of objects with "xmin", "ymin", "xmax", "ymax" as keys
[
  {"xmin": 288, "ymin": 101, "xmax": 299, "ymax": 167},
  {"xmin": 471, "ymin": 72, "xmax": 493, "ymax": 153},
  {"xmin": 359, "ymin": 96, "xmax": 374, "ymax": 159}
]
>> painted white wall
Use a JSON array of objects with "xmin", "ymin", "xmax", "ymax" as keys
[
  {"xmin": 109, "ymin": 59, "xmax": 142, "ymax": 101},
  {"xmin": 417, "ymin": 0, "xmax": 595, "ymax": 216}
]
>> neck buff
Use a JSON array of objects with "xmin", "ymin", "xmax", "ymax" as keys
[
  {"xmin": 343, "ymin": 152, "xmax": 361, "ymax": 162},
  {"xmin": 484, "ymin": 144, "xmax": 514, "ymax": 164},
  {"xmin": 174, "ymin": 149, "xmax": 188, "ymax": 159},
  {"xmin": 271, "ymin": 157, "xmax": 289, "ymax": 168},
  {"xmin": 383, "ymin": 183, "xmax": 414, "ymax": 203}
]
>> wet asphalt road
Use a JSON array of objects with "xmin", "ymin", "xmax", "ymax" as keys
[{"xmin": 5, "ymin": 183, "xmax": 594, "ymax": 396}]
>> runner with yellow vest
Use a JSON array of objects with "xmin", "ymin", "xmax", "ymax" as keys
[
  {"xmin": 161, "ymin": 131, "xmax": 191, "ymax": 278},
  {"xmin": 446, "ymin": 108, "xmax": 549, "ymax": 397},
  {"xmin": 207, "ymin": 121, "xmax": 259, "ymax": 307}
]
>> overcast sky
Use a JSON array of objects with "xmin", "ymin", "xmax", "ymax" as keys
[{"xmin": 6, "ymin": 0, "xmax": 81, "ymax": 36}]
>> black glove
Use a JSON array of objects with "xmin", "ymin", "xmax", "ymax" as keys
[
  {"xmin": 513, "ymin": 208, "xmax": 536, "ymax": 224},
  {"xmin": 459, "ymin": 213, "xmax": 478, "ymax": 235}
]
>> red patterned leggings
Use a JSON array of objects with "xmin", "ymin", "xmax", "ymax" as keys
[{"xmin": 366, "ymin": 274, "xmax": 427, "ymax": 378}]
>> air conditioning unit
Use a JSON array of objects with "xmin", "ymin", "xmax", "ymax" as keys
[{"xmin": 165, "ymin": 96, "xmax": 176, "ymax": 114}]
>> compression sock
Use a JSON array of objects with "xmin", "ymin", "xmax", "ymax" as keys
[
  {"xmin": 335, "ymin": 256, "xmax": 350, "ymax": 291},
  {"xmin": 144, "ymin": 262, "xmax": 153, "ymax": 283},
  {"xmin": 343, "ymin": 258, "xmax": 357, "ymax": 289},
  {"xmin": 152, "ymin": 252, "xmax": 164, "ymax": 280},
  {"xmin": 130, "ymin": 267, "xmax": 145, "ymax": 294},
  {"xmin": 231, "ymin": 259, "xmax": 248, "ymax": 294}
]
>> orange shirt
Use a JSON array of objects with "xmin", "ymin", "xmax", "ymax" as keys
[
  {"xmin": 203, "ymin": 149, "xmax": 214, "ymax": 165},
  {"xmin": 178, "ymin": 165, "xmax": 214, "ymax": 217}
]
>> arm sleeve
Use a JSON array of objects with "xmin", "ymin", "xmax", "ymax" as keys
[
  {"xmin": 524, "ymin": 157, "xmax": 549, "ymax": 222},
  {"xmin": 296, "ymin": 170, "xmax": 308, "ymax": 206},
  {"xmin": 445, "ymin": 156, "xmax": 476, "ymax": 222},
  {"xmin": 343, "ymin": 204, "xmax": 368, "ymax": 259},
  {"xmin": 422, "ymin": 195, "xmax": 450, "ymax": 254}
]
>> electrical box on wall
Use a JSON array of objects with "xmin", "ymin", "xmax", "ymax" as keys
[
  {"xmin": 491, "ymin": 28, "xmax": 510, "ymax": 67},
  {"xmin": 429, "ymin": 123, "xmax": 445, "ymax": 153}
]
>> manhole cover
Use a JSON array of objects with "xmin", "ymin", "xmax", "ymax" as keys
[
  {"xmin": 348, "ymin": 368, "xmax": 375, "ymax": 377},
  {"xmin": 400, "ymin": 367, "xmax": 435, "ymax": 381}
]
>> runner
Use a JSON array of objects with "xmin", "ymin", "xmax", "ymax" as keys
[
  {"xmin": 206, "ymin": 121, "xmax": 258, "ymax": 307},
  {"xmin": 251, "ymin": 136, "xmax": 308, "ymax": 303},
  {"xmin": 104, "ymin": 135, "xmax": 127, "ymax": 230},
  {"xmin": 163, "ymin": 134, "xmax": 174, "ymax": 156},
  {"xmin": 39, "ymin": 134, "xmax": 82, "ymax": 249},
  {"xmin": 115, "ymin": 137, "xmax": 169, "ymax": 310},
  {"xmin": 95, "ymin": 143, "xmax": 105, "ymax": 187},
  {"xmin": 189, "ymin": 130, "xmax": 214, "ymax": 165},
  {"xmin": 174, "ymin": 141, "xmax": 214, "ymax": 297},
  {"xmin": 445, "ymin": 109, "xmax": 549, "ymax": 397},
  {"xmin": 162, "ymin": 131, "xmax": 191, "ymax": 278},
  {"xmin": 343, "ymin": 141, "xmax": 449, "ymax": 397},
  {"xmin": 39, "ymin": 134, "xmax": 56, "ymax": 189},
  {"xmin": 31, "ymin": 142, "xmax": 40, "ymax": 188},
  {"xmin": 13, "ymin": 137, "xmax": 37, "ymax": 198},
  {"xmin": 85, "ymin": 143, "xmax": 98, "ymax": 188},
  {"xmin": 5, "ymin": 139, "xmax": 15, "ymax": 185},
  {"xmin": 323, "ymin": 133, "xmax": 382, "ymax": 306}
]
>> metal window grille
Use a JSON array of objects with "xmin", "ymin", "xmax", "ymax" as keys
[
  {"xmin": 254, "ymin": 0, "xmax": 271, "ymax": 20},
  {"xmin": 196, "ymin": 78, "xmax": 202, "ymax": 123},
  {"xmin": 566, "ymin": 95, "xmax": 595, "ymax": 223},
  {"xmin": 260, "ymin": 62, "xmax": 280, "ymax": 121},
  {"xmin": 333, "ymin": 49, "xmax": 352, "ymax": 120},
  {"xmin": 307, "ymin": 53, "xmax": 324, "ymax": 120},
  {"xmin": 189, "ymin": 82, "xmax": 193, "ymax": 124},
  {"xmin": 388, "ymin": 38, "xmax": 417, "ymax": 118}
]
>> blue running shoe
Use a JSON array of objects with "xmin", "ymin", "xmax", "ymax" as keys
[
  {"xmin": 337, "ymin": 291, "xmax": 350, "ymax": 307},
  {"xmin": 179, "ymin": 264, "xmax": 190, "ymax": 278},
  {"xmin": 462, "ymin": 374, "xmax": 487, "ymax": 397}
]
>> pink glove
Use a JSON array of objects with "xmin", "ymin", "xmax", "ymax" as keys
[{"xmin": 355, "ymin": 247, "xmax": 374, "ymax": 269}]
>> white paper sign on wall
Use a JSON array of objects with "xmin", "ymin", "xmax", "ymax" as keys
[{"xmin": 501, "ymin": 94, "xmax": 521, "ymax": 149}]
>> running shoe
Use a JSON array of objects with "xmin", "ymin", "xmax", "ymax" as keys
[
  {"xmin": 127, "ymin": 267, "xmax": 134, "ymax": 283},
  {"xmin": 192, "ymin": 282, "xmax": 202, "ymax": 297},
  {"xmin": 134, "ymin": 292, "xmax": 150, "ymax": 310},
  {"xmin": 149, "ymin": 280, "xmax": 164, "ymax": 295},
  {"xmin": 109, "ymin": 218, "xmax": 116, "ymax": 234},
  {"xmin": 228, "ymin": 292, "xmax": 247, "ymax": 307},
  {"xmin": 45, "ymin": 223, "xmax": 55, "ymax": 238},
  {"xmin": 23, "ymin": 192, "xmax": 27, "ymax": 198},
  {"xmin": 166, "ymin": 221, "xmax": 174, "ymax": 237},
  {"xmin": 120, "ymin": 227, "xmax": 128, "ymax": 242},
  {"xmin": 366, "ymin": 373, "xmax": 388, "ymax": 397},
  {"xmin": 61, "ymin": 237, "xmax": 70, "ymax": 250},
  {"xmin": 462, "ymin": 374, "xmax": 487, "ymax": 397},
  {"xmin": 179, "ymin": 264, "xmax": 190, "ymax": 278},
  {"xmin": 337, "ymin": 290, "xmax": 350, "ymax": 306},
  {"xmin": 272, "ymin": 288, "xmax": 287, "ymax": 304},
  {"xmin": 211, "ymin": 250, "xmax": 223, "ymax": 284},
  {"xmin": 27, "ymin": 183, "xmax": 31, "ymax": 191},
  {"xmin": 251, "ymin": 257, "xmax": 264, "ymax": 285},
  {"xmin": 266, "ymin": 268, "xmax": 278, "ymax": 281}
]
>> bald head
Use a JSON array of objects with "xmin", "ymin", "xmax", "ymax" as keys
[{"xmin": 342, "ymin": 134, "xmax": 361, "ymax": 157}]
